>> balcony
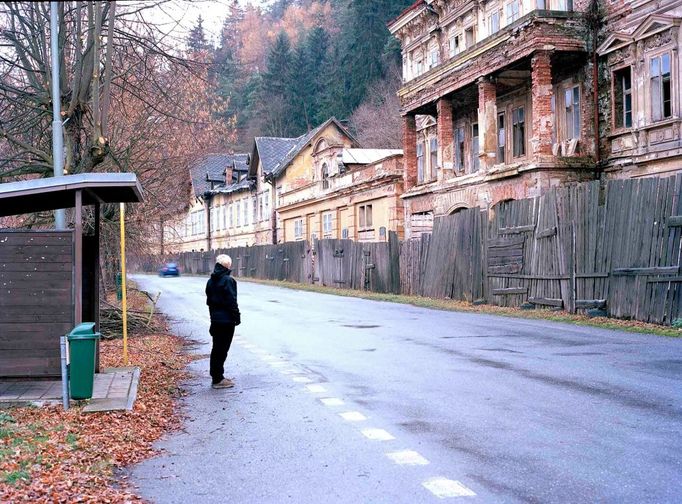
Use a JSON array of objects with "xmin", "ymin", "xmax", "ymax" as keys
[{"xmin": 399, "ymin": 9, "xmax": 586, "ymax": 113}]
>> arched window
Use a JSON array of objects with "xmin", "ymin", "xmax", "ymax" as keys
[{"xmin": 321, "ymin": 163, "xmax": 329, "ymax": 189}]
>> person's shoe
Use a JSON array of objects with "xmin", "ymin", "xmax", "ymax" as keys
[{"xmin": 211, "ymin": 378, "xmax": 235, "ymax": 389}]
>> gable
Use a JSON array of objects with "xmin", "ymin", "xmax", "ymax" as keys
[
  {"xmin": 631, "ymin": 15, "xmax": 680, "ymax": 42},
  {"xmin": 597, "ymin": 33, "xmax": 634, "ymax": 56}
]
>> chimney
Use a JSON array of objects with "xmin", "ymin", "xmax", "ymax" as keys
[{"xmin": 225, "ymin": 164, "xmax": 234, "ymax": 185}]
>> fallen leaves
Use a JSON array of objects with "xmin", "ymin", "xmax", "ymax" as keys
[{"xmin": 0, "ymin": 331, "xmax": 191, "ymax": 502}]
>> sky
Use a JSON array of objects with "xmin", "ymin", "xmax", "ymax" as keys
[{"xmin": 144, "ymin": 0, "xmax": 271, "ymax": 45}]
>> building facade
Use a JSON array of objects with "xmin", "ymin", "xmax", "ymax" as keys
[
  {"xmin": 390, "ymin": 0, "xmax": 682, "ymax": 238},
  {"xmin": 278, "ymin": 149, "xmax": 405, "ymax": 243},
  {"xmin": 597, "ymin": 1, "xmax": 682, "ymax": 179}
]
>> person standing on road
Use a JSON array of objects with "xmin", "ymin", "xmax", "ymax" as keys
[{"xmin": 205, "ymin": 254, "xmax": 241, "ymax": 389}]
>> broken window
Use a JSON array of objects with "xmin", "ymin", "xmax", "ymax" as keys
[
  {"xmin": 449, "ymin": 35, "xmax": 460, "ymax": 57},
  {"xmin": 564, "ymin": 85, "xmax": 581, "ymax": 140},
  {"xmin": 417, "ymin": 141, "xmax": 425, "ymax": 183},
  {"xmin": 497, "ymin": 112, "xmax": 506, "ymax": 163},
  {"xmin": 512, "ymin": 106, "xmax": 525, "ymax": 158},
  {"xmin": 455, "ymin": 127, "xmax": 465, "ymax": 172},
  {"xmin": 465, "ymin": 27, "xmax": 475, "ymax": 48},
  {"xmin": 506, "ymin": 0, "xmax": 521, "ymax": 23},
  {"xmin": 471, "ymin": 123, "xmax": 480, "ymax": 172},
  {"xmin": 614, "ymin": 67, "xmax": 632, "ymax": 129},
  {"xmin": 489, "ymin": 10, "xmax": 501, "ymax": 35},
  {"xmin": 651, "ymin": 53, "xmax": 672, "ymax": 121},
  {"xmin": 429, "ymin": 137, "xmax": 438, "ymax": 180}
]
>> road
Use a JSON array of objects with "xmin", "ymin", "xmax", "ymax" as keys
[{"xmin": 129, "ymin": 274, "xmax": 682, "ymax": 503}]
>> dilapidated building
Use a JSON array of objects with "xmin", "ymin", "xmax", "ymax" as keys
[{"xmin": 390, "ymin": 0, "xmax": 682, "ymax": 238}]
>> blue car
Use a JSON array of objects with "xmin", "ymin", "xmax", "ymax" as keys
[{"xmin": 159, "ymin": 263, "xmax": 180, "ymax": 277}]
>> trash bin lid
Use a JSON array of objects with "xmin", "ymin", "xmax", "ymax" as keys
[{"xmin": 68, "ymin": 322, "xmax": 98, "ymax": 339}]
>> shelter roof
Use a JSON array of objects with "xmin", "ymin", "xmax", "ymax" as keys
[
  {"xmin": 340, "ymin": 149, "xmax": 403, "ymax": 165},
  {"xmin": 0, "ymin": 173, "xmax": 143, "ymax": 217}
]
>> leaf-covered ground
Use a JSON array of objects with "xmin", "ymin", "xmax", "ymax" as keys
[{"xmin": 0, "ymin": 331, "xmax": 190, "ymax": 502}]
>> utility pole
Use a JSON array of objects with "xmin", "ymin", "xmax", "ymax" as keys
[{"xmin": 51, "ymin": 1, "xmax": 66, "ymax": 230}]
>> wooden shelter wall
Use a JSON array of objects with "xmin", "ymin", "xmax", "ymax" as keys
[{"xmin": 0, "ymin": 231, "xmax": 74, "ymax": 377}]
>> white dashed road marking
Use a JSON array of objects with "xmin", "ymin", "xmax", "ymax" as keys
[
  {"xmin": 292, "ymin": 376, "xmax": 313, "ymax": 383},
  {"xmin": 386, "ymin": 450, "xmax": 430, "ymax": 466},
  {"xmin": 305, "ymin": 384, "xmax": 327, "ymax": 393},
  {"xmin": 340, "ymin": 411, "xmax": 367, "ymax": 422},
  {"xmin": 320, "ymin": 397, "xmax": 344, "ymax": 406},
  {"xmin": 361, "ymin": 428, "xmax": 395, "ymax": 441},
  {"xmin": 422, "ymin": 478, "xmax": 476, "ymax": 498}
]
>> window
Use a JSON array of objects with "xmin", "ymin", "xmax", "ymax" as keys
[
  {"xmin": 455, "ymin": 127, "xmax": 465, "ymax": 172},
  {"xmin": 564, "ymin": 86, "xmax": 581, "ymax": 140},
  {"xmin": 342, "ymin": 228, "xmax": 349, "ymax": 239},
  {"xmin": 429, "ymin": 47, "xmax": 439, "ymax": 68},
  {"xmin": 229, "ymin": 203, "xmax": 233, "ymax": 228},
  {"xmin": 243, "ymin": 198, "xmax": 249, "ymax": 226},
  {"xmin": 465, "ymin": 27, "xmax": 474, "ymax": 49},
  {"xmin": 359, "ymin": 204, "xmax": 373, "ymax": 229},
  {"xmin": 379, "ymin": 227, "xmax": 387, "ymax": 240},
  {"xmin": 614, "ymin": 67, "xmax": 632, "ymax": 129},
  {"xmin": 537, "ymin": 0, "xmax": 546, "ymax": 8},
  {"xmin": 417, "ymin": 141, "xmax": 425, "ymax": 183},
  {"xmin": 414, "ymin": 53, "xmax": 424, "ymax": 76},
  {"xmin": 322, "ymin": 163, "xmax": 330, "ymax": 189},
  {"xmin": 489, "ymin": 10, "xmax": 501, "ymax": 35},
  {"xmin": 294, "ymin": 219, "xmax": 303, "ymax": 240},
  {"xmin": 236, "ymin": 201, "xmax": 241, "ymax": 226},
  {"xmin": 651, "ymin": 54, "xmax": 672, "ymax": 121},
  {"xmin": 198, "ymin": 209, "xmax": 205, "ymax": 234},
  {"xmin": 210, "ymin": 207, "xmax": 216, "ymax": 232},
  {"xmin": 429, "ymin": 137, "xmax": 438, "ymax": 180},
  {"xmin": 471, "ymin": 123, "xmax": 480, "ymax": 172},
  {"xmin": 556, "ymin": 0, "xmax": 573, "ymax": 10},
  {"xmin": 497, "ymin": 113, "xmax": 506, "ymax": 163},
  {"xmin": 252, "ymin": 195, "xmax": 257, "ymax": 223},
  {"xmin": 506, "ymin": 0, "xmax": 520, "ymax": 23},
  {"xmin": 512, "ymin": 106, "xmax": 525, "ymax": 157},
  {"xmin": 264, "ymin": 189, "xmax": 270, "ymax": 221},
  {"xmin": 222, "ymin": 205, "xmax": 227, "ymax": 229},
  {"xmin": 258, "ymin": 193, "xmax": 263, "ymax": 222},
  {"xmin": 323, "ymin": 212, "xmax": 333, "ymax": 237},
  {"xmin": 449, "ymin": 35, "xmax": 460, "ymax": 57}
]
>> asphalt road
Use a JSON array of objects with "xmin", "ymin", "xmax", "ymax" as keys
[{"xmin": 129, "ymin": 274, "xmax": 682, "ymax": 503}]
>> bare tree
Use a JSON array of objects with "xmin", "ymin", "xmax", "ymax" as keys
[{"xmin": 349, "ymin": 63, "xmax": 402, "ymax": 149}]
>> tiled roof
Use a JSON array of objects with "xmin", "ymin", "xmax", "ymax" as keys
[
  {"xmin": 268, "ymin": 118, "xmax": 357, "ymax": 179},
  {"xmin": 254, "ymin": 137, "xmax": 299, "ymax": 175},
  {"xmin": 190, "ymin": 153, "xmax": 250, "ymax": 198}
]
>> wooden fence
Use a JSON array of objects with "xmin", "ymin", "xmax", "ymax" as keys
[{"xmin": 131, "ymin": 175, "xmax": 682, "ymax": 325}]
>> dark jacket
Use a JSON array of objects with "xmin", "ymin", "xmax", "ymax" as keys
[{"xmin": 206, "ymin": 264, "xmax": 241, "ymax": 325}]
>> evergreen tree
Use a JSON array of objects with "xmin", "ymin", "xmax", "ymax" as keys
[
  {"xmin": 187, "ymin": 15, "xmax": 209, "ymax": 52},
  {"xmin": 261, "ymin": 31, "xmax": 295, "ymax": 136}
]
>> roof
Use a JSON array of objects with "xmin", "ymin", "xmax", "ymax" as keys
[
  {"xmin": 254, "ymin": 137, "xmax": 299, "ymax": 176},
  {"xmin": 0, "ymin": 173, "xmax": 143, "ymax": 217},
  {"xmin": 210, "ymin": 176, "xmax": 253, "ymax": 196},
  {"xmin": 388, "ymin": 0, "xmax": 425, "ymax": 32},
  {"xmin": 190, "ymin": 154, "xmax": 243, "ymax": 198},
  {"xmin": 232, "ymin": 153, "xmax": 250, "ymax": 173},
  {"xmin": 340, "ymin": 149, "xmax": 403, "ymax": 165},
  {"xmin": 268, "ymin": 118, "xmax": 358, "ymax": 180}
]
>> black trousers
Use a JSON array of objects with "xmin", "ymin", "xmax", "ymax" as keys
[{"xmin": 209, "ymin": 322, "xmax": 235, "ymax": 384}]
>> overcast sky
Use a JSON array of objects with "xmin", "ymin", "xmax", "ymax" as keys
[{"xmin": 145, "ymin": 0, "xmax": 271, "ymax": 46}]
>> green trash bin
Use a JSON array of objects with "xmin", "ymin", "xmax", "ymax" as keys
[{"xmin": 68, "ymin": 323, "xmax": 101, "ymax": 400}]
